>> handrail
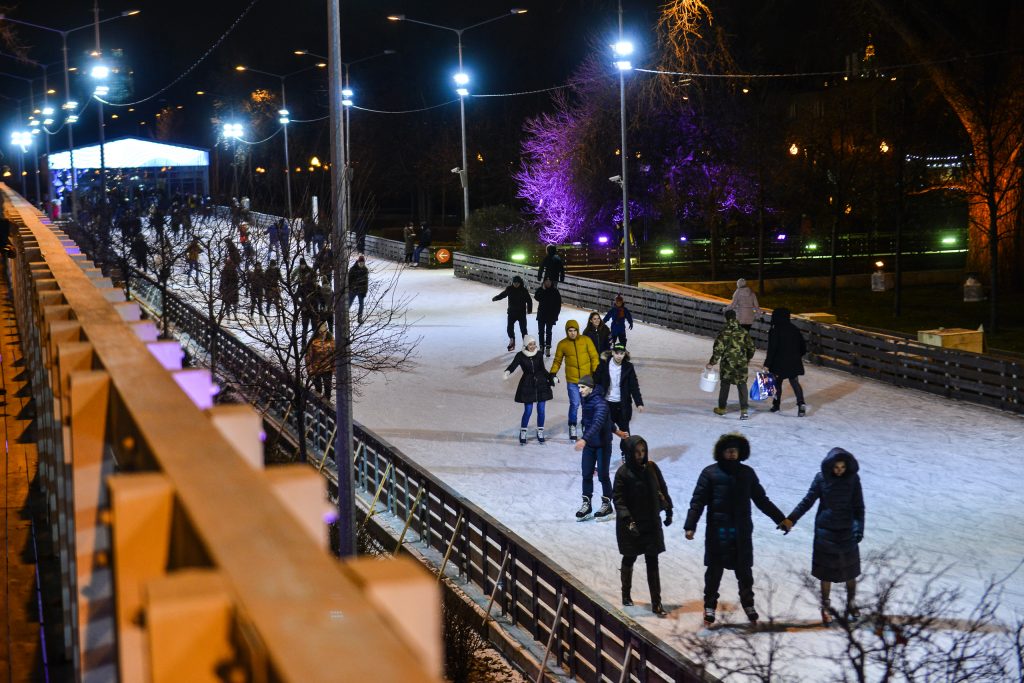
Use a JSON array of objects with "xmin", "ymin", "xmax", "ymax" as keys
[{"xmin": 1, "ymin": 186, "xmax": 440, "ymax": 682}]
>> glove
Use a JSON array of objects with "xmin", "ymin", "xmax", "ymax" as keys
[
  {"xmin": 627, "ymin": 521, "xmax": 640, "ymax": 537},
  {"xmin": 778, "ymin": 519, "xmax": 794, "ymax": 534},
  {"xmin": 628, "ymin": 324, "xmax": 633, "ymax": 330},
  {"xmin": 503, "ymin": 370, "xmax": 511, "ymax": 381},
  {"xmin": 550, "ymin": 373, "xmax": 560, "ymax": 385},
  {"xmin": 852, "ymin": 521, "xmax": 863, "ymax": 543},
  {"xmin": 663, "ymin": 510, "xmax": 673, "ymax": 527}
]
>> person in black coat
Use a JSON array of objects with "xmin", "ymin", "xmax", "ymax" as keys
[
  {"xmin": 763, "ymin": 308, "xmax": 808, "ymax": 416},
  {"xmin": 504, "ymin": 335, "xmax": 554, "ymax": 445},
  {"xmin": 613, "ymin": 435, "xmax": 672, "ymax": 616},
  {"xmin": 583, "ymin": 311, "xmax": 611, "ymax": 354},
  {"xmin": 780, "ymin": 448, "xmax": 865, "ymax": 624},
  {"xmin": 492, "ymin": 275, "xmax": 533, "ymax": 352},
  {"xmin": 534, "ymin": 277, "xmax": 562, "ymax": 357},
  {"xmin": 684, "ymin": 433, "xmax": 786, "ymax": 625},
  {"xmin": 411, "ymin": 222, "xmax": 432, "ymax": 266},
  {"xmin": 347, "ymin": 255, "xmax": 369, "ymax": 324},
  {"xmin": 574, "ymin": 376, "xmax": 623, "ymax": 521},
  {"xmin": 536, "ymin": 244, "xmax": 565, "ymax": 286},
  {"xmin": 594, "ymin": 343, "xmax": 644, "ymax": 458}
]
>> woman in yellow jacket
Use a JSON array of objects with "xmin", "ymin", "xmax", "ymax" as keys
[{"xmin": 549, "ymin": 319, "xmax": 600, "ymax": 441}]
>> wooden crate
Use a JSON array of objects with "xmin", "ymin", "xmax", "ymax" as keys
[{"xmin": 917, "ymin": 327, "xmax": 984, "ymax": 354}]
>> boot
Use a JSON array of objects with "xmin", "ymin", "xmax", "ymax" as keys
[
  {"xmin": 536, "ymin": 427, "xmax": 545, "ymax": 443},
  {"xmin": 798, "ymin": 404, "xmax": 807, "ymax": 417},
  {"xmin": 770, "ymin": 399, "xmax": 780, "ymax": 413},
  {"xmin": 713, "ymin": 407, "xmax": 727, "ymax": 416},
  {"xmin": 545, "ymin": 345, "xmax": 551, "ymax": 357},
  {"xmin": 620, "ymin": 562, "xmax": 634, "ymax": 606},
  {"xmin": 575, "ymin": 496, "xmax": 592, "ymax": 520},
  {"xmin": 648, "ymin": 563, "xmax": 666, "ymax": 617},
  {"xmin": 507, "ymin": 338, "xmax": 515, "ymax": 352},
  {"xmin": 743, "ymin": 605, "xmax": 759, "ymax": 623},
  {"xmin": 569, "ymin": 424, "xmax": 578, "ymax": 441},
  {"xmin": 594, "ymin": 496, "xmax": 614, "ymax": 519},
  {"xmin": 519, "ymin": 428, "xmax": 527, "ymax": 445},
  {"xmin": 703, "ymin": 607, "xmax": 716, "ymax": 625}
]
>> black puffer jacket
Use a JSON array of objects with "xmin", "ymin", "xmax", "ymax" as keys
[
  {"xmin": 614, "ymin": 436, "xmax": 672, "ymax": 556},
  {"xmin": 505, "ymin": 350, "xmax": 554, "ymax": 404},
  {"xmin": 583, "ymin": 313, "xmax": 611, "ymax": 354},
  {"xmin": 764, "ymin": 308, "xmax": 806, "ymax": 379},
  {"xmin": 534, "ymin": 285, "xmax": 562, "ymax": 323},
  {"xmin": 348, "ymin": 262, "xmax": 369, "ymax": 296},
  {"xmin": 593, "ymin": 350, "xmax": 643, "ymax": 423},
  {"xmin": 683, "ymin": 433, "xmax": 785, "ymax": 569},
  {"xmin": 492, "ymin": 278, "xmax": 533, "ymax": 315},
  {"xmin": 787, "ymin": 448, "xmax": 864, "ymax": 554}
]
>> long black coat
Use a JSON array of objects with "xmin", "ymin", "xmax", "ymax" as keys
[
  {"xmin": 505, "ymin": 351, "xmax": 554, "ymax": 404},
  {"xmin": 534, "ymin": 285, "xmax": 562, "ymax": 323},
  {"xmin": 348, "ymin": 263, "xmax": 369, "ymax": 296},
  {"xmin": 684, "ymin": 451, "xmax": 785, "ymax": 569},
  {"xmin": 593, "ymin": 351, "xmax": 644, "ymax": 423},
  {"xmin": 764, "ymin": 308, "xmax": 806, "ymax": 379},
  {"xmin": 787, "ymin": 448, "xmax": 864, "ymax": 582},
  {"xmin": 493, "ymin": 285, "xmax": 533, "ymax": 315},
  {"xmin": 537, "ymin": 253, "xmax": 565, "ymax": 283},
  {"xmin": 583, "ymin": 320, "xmax": 611, "ymax": 354},
  {"xmin": 614, "ymin": 436, "xmax": 673, "ymax": 556}
]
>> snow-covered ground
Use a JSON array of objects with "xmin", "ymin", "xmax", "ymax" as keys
[{"xmin": 348, "ymin": 258, "xmax": 1024, "ymax": 679}]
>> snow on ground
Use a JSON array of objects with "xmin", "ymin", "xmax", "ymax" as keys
[{"xmin": 348, "ymin": 258, "xmax": 1024, "ymax": 678}]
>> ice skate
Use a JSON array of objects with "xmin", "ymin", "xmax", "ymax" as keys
[
  {"xmin": 594, "ymin": 496, "xmax": 614, "ymax": 520},
  {"xmin": 703, "ymin": 607, "xmax": 716, "ymax": 625},
  {"xmin": 798, "ymin": 404, "xmax": 807, "ymax": 417},
  {"xmin": 536, "ymin": 427, "xmax": 545, "ymax": 443},
  {"xmin": 740, "ymin": 410, "xmax": 750, "ymax": 420},
  {"xmin": 568, "ymin": 424, "xmax": 577, "ymax": 441},
  {"xmin": 519, "ymin": 428, "xmax": 527, "ymax": 445},
  {"xmin": 506, "ymin": 338, "xmax": 515, "ymax": 352},
  {"xmin": 575, "ymin": 496, "xmax": 592, "ymax": 520},
  {"xmin": 545, "ymin": 345, "xmax": 551, "ymax": 357},
  {"xmin": 743, "ymin": 605, "xmax": 759, "ymax": 623},
  {"xmin": 652, "ymin": 603, "xmax": 667, "ymax": 617}
]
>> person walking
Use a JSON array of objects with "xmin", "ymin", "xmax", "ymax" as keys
[
  {"xmin": 279, "ymin": 217, "xmax": 291, "ymax": 259},
  {"xmin": 534, "ymin": 277, "xmax": 562, "ymax": 357},
  {"xmin": 267, "ymin": 220, "xmax": 280, "ymax": 261},
  {"xmin": 264, "ymin": 259, "xmax": 282, "ymax": 316},
  {"xmin": 684, "ymin": 433, "xmax": 786, "ymax": 626},
  {"xmin": 492, "ymin": 275, "xmax": 533, "ymax": 352},
  {"xmin": 412, "ymin": 222, "xmax": 431, "ymax": 266},
  {"xmin": 549, "ymin": 320, "xmax": 600, "ymax": 442},
  {"xmin": 602, "ymin": 295, "xmax": 634, "ymax": 347},
  {"xmin": 613, "ymin": 435, "xmax": 673, "ymax": 616},
  {"xmin": 595, "ymin": 342, "xmax": 644, "ymax": 458},
  {"xmin": 536, "ymin": 244, "xmax": 565, "ymax": 286},
  {"xmin": 185, "ymin": 237, "xmax": 201, "ymax": 285},
  {"xmin": 707, "ymin": 309, "xmax": 756, "ymax": 419},
  {"xmin": 583, "ymin": 311, "xmax": 611, "ymax": 355},
  {"xmin": 219, "ymin": 256, "xmax": 240, "ymax": 318},
  {"xmin": 764, "ymin": 307, "xmax": 808, "ymax": 416},
  {"xmin": 503, "ymin": 335, "xmax": 554, "ymax": 444},
  {"xmin": 725, "ymin": 278, "xmax": 760, "ymax": 332},
  {"xmin": 247, "ymin": 261, "xmax": 264, "ymax": 316},
  {"xmin": 779, "ymin": 448, "xmax": 865, "ymax": 624},
  {"xmin": 348, "ymin": 254, "xmax": 369, "ymax": 324},
  {"xmin": 403, "ymin": 222, "xmax": 416, "ymax": 264},
  {"xmin": 307, "ymin": 323, "xmax": 335, "ymax": 396},
  {"xmin": 573, "ymin": 375, "xmax": 622, "ymax": 521}
]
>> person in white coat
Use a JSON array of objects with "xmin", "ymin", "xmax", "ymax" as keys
[{"xmin": 725, "ymin": 278, "xmax": 760, "ymax": 332}]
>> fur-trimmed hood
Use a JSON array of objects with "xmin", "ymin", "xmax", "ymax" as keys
[
  {"xmin": 822, "ymin": 447, "xmax": 859, "ymax": 479},
  {"xmin": 713, "ymin": 432, "xmax": 751, "ymax": 462}
]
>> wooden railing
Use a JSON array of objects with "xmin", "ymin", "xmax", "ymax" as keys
[{"xmin": 1, "ymin": 186, "xmax": 441, "ymax": 683}]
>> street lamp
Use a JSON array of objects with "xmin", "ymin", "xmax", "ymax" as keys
[
  {"xmin": 10, "ymin": 130, "xmax": 33, "ymax": 196},
  {"xmin": 386, "ymin": 9, "xmax": 528, "ymax": 226},
  {"xmin": 612, "ymin": 7, "xmax": 634, "ymax": 286},
  {"xmin": 223, "ymin": 122, "xmax": 244, "ymax": 197}
]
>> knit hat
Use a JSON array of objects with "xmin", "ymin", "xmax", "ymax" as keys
[
  {"xmin": 612, "ymin": 342, "xmax": 627, "ymax": 352},
  {"xmin": 578, "ymin": 374, "xmax": 595, "ymax": 388},
  {"xmin": 522, "ymin": 335, "xmax": 537, "ymax": 348},
  {"xmin": 512, "ymin": 275, "xmax": 524, "ymax": 285},
  {"xmin": 724, "ymin": 309, "xmax": 737, "ymax": 321},
  {"xmin": 736, "ymin": 278, "xmax": 747, "ymax": 288}
]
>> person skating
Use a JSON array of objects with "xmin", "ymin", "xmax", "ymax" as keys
[
  {"xmin": 684, "ymin": 433, "xmax": 786, "ymax": 625},
  {"xmin": 613, "ymin": 435, "xmax": 673, "ymax": 616},
  {"xmin": 503, "ymin": 335, "xmax": 554, "ymax": 444},
  {"xmin": 492, "ymin": 276, "xmax": 533, "ymax": 352},
  {"xmin": 725, "ymin": 278, "xmax": 760, "ymax": 332},
  {"xmin": 348, "ymin": 255, "xmax": 369, "ymax": 324},
  {"xmin": 412, "ymin": 222, "xmax": 431, "ymax": 266},
  {"xmin": 763, "ymin": 307, "xmax": 808, "ymax": 416},
  {"xmin": 403, "ymin": 222, "xmax": 416, "ymax": 264},
  {"xmin": 536, "ymin": 244, "xmax": 566, "ymax": 285},
  {"xmin": 779, "ymin": 448, "xmax": 865, "ymax": 625},
  {"xmin": 707, "ymin": 309, "xmax": 756, "ymax": 419},
  {"xmin": 573, "ymin": 375, "xmax": 625, "ymax": 520},
  {"xmin": 594, "ymin": 342, "xmax": 644, "ymax": 458},
  {"xmin": 307, "ymin": 323, "xmax": 335, "ymax": 396},
  {"xmin": 534, "ymin": 277, "xmax": 562, "ymax": 357},
  {"xmin": 549, "ymin": 320, "xmax": 600, "ymax": 442},
  {"xmin": 583, "ymin": 311, "xmax": 611, "ymax": 354},
  {"xmin": 602, "ymin": 295, "xmax": 634, "ymax": 347}
]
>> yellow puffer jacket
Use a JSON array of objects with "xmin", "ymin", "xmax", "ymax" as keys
[{"xmin": 549, "ymin": 319, "xmax": 599, "ymax": 383}]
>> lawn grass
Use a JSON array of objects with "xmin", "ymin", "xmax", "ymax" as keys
[{"xmin": 756, "ymin": 284, "xmax": 1024, "ymax": 356}]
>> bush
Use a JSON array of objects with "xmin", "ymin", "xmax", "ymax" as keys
[{"xmin": 459, "ymin": 205, "xmax": 539, "ymax": 259}]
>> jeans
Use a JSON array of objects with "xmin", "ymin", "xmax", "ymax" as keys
[
  {"xmin": 412, "ymin": 245, "xmax": 427, "ymax": 263},
  {"xmin": 566, "ymin": 383, "xmax": 581, "ymax": 426},
  {"xmin": 349, "ymin": 291, "xmax": 365, "ymax": 322},
  {"xmin": 773, "ymin": 375, "xmax": 805, "ymax": 406},
  {"xmin": 537, "ymin": 320, "xmax": 554, "ymax": 349},
  {"xmin": 506, "ymin": 312, "xmax": 528, "ymax": 340},
  {"xmin": 704, "ymin": 564, "xmax": 755, "ymax": 609},
  {"xmin": 581, "ymin": 445, "xmax": 612, "ymax": 499},
  {"xmin": 520, "ymin": 401, "xmax": 546, "ymax": 428},
  {"xmin": 718, "ymin": 381, "xmax": 749, "ymax": 410}
]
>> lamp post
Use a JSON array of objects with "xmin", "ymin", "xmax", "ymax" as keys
[
  {"xmin": 10, "ymin": 130, "xmax": 33, "ymax": 196},
  {"xmin": 612, "ymin": 2, "xmax": 633, "ymax": 287},
  {"xmin": 0, "ymin": 73, "xmax": 42, "ymax": 203},
  {"xmin": 222, "ymin": 122, "xmax": 244, "ymax": 198},
  {"xmin": 387, "ymin": 9, "xmax": 527, "ymax": 226},
  {"xmin": 0, "ymin": 9, "xmax": 140, "ymax": 219}
]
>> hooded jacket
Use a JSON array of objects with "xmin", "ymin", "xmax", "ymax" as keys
[
  {"xmin": 787, "ymin": 448, "xmax": 864, "ymax": 553},
  {"xmin": 537, "ymin": 246, "xmax": 566, "ymax": 283},
  {"xmin": 534, "ymin": 283, "xmax": 562, "ymax": 323},
  {"xmin": 709, "ymin": 318, "xmax": 756, "ymax": 384},
  {"xmin": 492, "ymin": 277, "xmax": 533, "ymax": 315},
  {"xmin": 613, "ymin": 436, "xmax": 672, "ymax": 556},
  {"xmin": 725, "ymin": 283, "xmax": 760, "ymax": 326},
  {"xmin": 594, "ymin": 349, "xmax": 644, "ymax": 423},
  {"xmin": 505, "ymin": 345, "xmax": 554, "ymax": 404},
  {"xmin": 764, "ymin": 308, "xmax": 807, "ymax": 378},
  {"xmin": 580, "ymin": 384, "xmax": 611, "ymax": 447},
  {"xmin": 550, "ymin": 320, "xmax": 600, "ymax": 383},
  {"xmin": 683, "ymin": 433, "xmax": 785, "ymax": 569}
]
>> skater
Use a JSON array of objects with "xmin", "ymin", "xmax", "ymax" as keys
[
  {"xmin": 763, "ymin": 307, "xmax": 808, "ymax": 416},
  {"xmin": 279, "ymin": 218, "xmax": 291, "ymax": 259},
  {"xmin": 536, "ymin": 244, "xmax": 565, "ymax": 285},
  {"xmin": 573, "ymin": 375, "xmax": 623, "ymax": 521},
  {"xmin": 613, "ymin": 435, "xmax": 673, "ymax": 616},
  {"xmin": 583, "ymin": 311, "xmax": 611, "ymax": 355},
  {"xmin": 307, "ymin": 323, "xmax": 335, "ymax": 396},
  {"xmin": 412, "ymin": 222, "xmax": 431, "ymax": 266},
  {"xmin": 219, "ymin": 256, "xmax": 240, "ymax": 318},
  {"xmin": 684, "ymin": 433, "xmax": 786, "ymax": 625},
  {"xmin": 534, "ymin": 277, "xmax": 562, "ymax": 357},
  {"xmin": 247, "ymin": 262, "xmax": 264, "ymax": 316},
  {"xmin": 492, "ymin": 275, "xmax": 532, "ymax": 352},
  {"xmin": 602, "ymin": 295, "xmax": 634, "ymax": 347},
  {"xmin": 185, "ymin": 237, "xmax": 201, "ymax": 285},
  {"xmin": 264, "ymin": 259, "xmax": 282, "ymax": 316},
  {"xmin": 549, "ymin": 320, "xmax": 600, "ymax": 441},
  {"xmin": 594, "ymin": 342, "xmax": 644, "ymax": 458},
  {"xmin": 267, "ymin": 219, "xmax": 280, "ymax": 261},
  {"xmin": 779, "ymin": 448, "xmax": 864, "ymax": 624},
  {"xmin": 403, "ymin": 222, "xmax": 416, "ymax": 263},
  {"xmin": 348, "ymin": 254, "xmax": 369, "ymax": 324},
  {"xmin": 503, "ymin": 335, "xmax": 554, "ymax": 444},
  {"xmin": 707, "ymin": 310, "xmax": 756, "ymax": 419},
  {"xmin": 725, "ymin": 278, "xmax": 760, "ymax": 332}
]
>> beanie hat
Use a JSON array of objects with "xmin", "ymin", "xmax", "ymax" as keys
[
  {"xmin": 578, "ymin": 374, "xmax": 595, "ymax": 388},
  {"xmin": 522, "ymin": 335, "xmax": 539, "ymax": 356},
  {"xmin": 546, "ymin": 244, "xmax": 557, "ymax": 255},
  {"xmin": 612, "ymin": 342, "xmax": 626, "ymax": 352},
  {"xmin": 522, "ymin": 335, "xmax": 537, "ymax": 348},
  {"xmin": 736, "ymin": 278, "xmax": 747, "ymax": 288},
  {"xmin": 724, "ymin": 309, "xmax": 737, "ymax": 321},
  {"xmin": 512, "ymin": 275, "xmax": 524, "ymax": 285}
]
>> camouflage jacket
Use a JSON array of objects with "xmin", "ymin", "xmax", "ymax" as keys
[{"xmin": 708, "ymin": 320, "xmax": 755, "ymax": 384}]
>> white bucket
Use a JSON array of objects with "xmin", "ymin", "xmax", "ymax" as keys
[{"xmin": 699, "ymin": 368, "xmax": 719, "ymax": 393}]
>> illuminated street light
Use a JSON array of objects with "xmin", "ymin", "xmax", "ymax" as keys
[
  {"xmin": 453, "ymin": 71, "xmax": 470, "ymax": 86},
  {"xmin": 612, "ymin": 3, "xmax": 635, "ymax": 286},
  {"xmin": 879, "ymin": 140, "xmax": 890, "ymax": 153},
  {"xmin": 789, "ymin": 143, "xmax": 799, "ymax": 155},
  {"xmin": 90, "ymin": 64, "xmax": 110, "ymax": 79},
  {"xmin": 94, "ymin": 84, "xmax": 109, "ymax": 96},
  {"xmin": 223, "ymin": 122, "xmax": 244, "ymax": 138},
  {"xmin": 278, "ymin": 108, "xmax": 290, "ymax": 124},
  {"xmin": 341, "ymin": 88, "xmax": 354, "ymax": 106},
  {"xmin": 42, "ymin": 106, "xmax": 55, "ymax": 116}
]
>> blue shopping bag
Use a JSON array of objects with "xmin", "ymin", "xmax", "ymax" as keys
[{"xmin": 749, "ymin": 371, "xmax": 777, "ymax": 401}]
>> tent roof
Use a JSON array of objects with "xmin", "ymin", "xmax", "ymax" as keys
[{"xmin": 47, "ymin": 137, "xmax": 209, "ymax": 171}]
